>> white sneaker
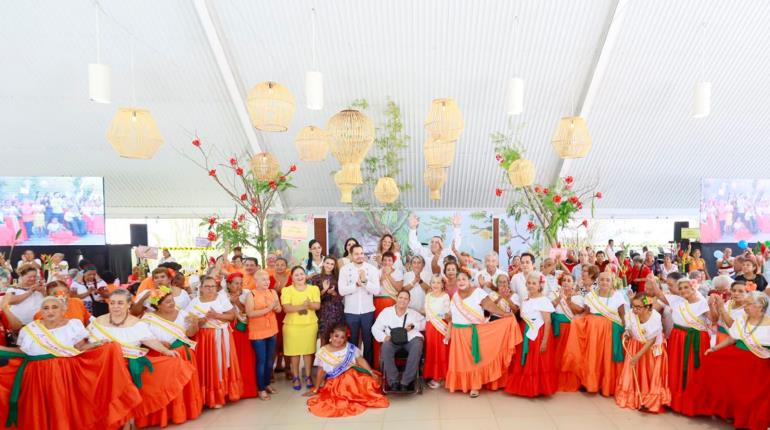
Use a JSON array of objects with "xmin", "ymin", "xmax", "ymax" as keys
[{"xmin": 427, "ymin": 380, "xmax": 441, "ymax": 389}]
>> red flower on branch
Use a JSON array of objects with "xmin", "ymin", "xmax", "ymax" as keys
[
  {"xmin": 495, "ymin": 154, "xmax": 502, "ymax": 162},
  {"xmin": 192, "ymin": 139, "xmax": 201, "ymax": 147},
  {"xmin": 208, "ymin": 216, "xmax": 216, "ymax": 225},
  {"xmin": 236, "ymin": 167, "xmax": 244, "ymax": 176},
  {"xmin": 534, "ymin": 186, "xmax": 542, "ymax": 193},
  {"xmin": 577, "ymin": 203, "xmax": 584, "ymax": 210},
  {"xmin": 495, "ymin": 188, "xmax": 503, "ymax": 197},
  {"xmin": 568, "ymin": 196, "xmax": 579, "ymax": 205},
  {"xmin": 581, "ymin": 219, "xmax": 589, "ymax": 228},
  {"xmin": 552, "ymin": 195, "xmax": 562, "ymax": 204},
  {"xmin": 229, "ymin": 158, "xmax": 237, "ymax": 166},
  {"xmin": 527, "ymin": 221, "xmax": 536, "ymax": 231},
  {"xmin": 564, "ymin": 176, "xmax": 574, "ymax": 184},
  {"xmin": 268, "ymin": 180, "xmax": 277, "ymax": 189},
  {"xmin": 237, "ymin": 214, "xmax": 245, "ymax": 222},
  {"xmin": 240, "ymin": 193, "xmax": 247, "ymax": 201},
  {"xmin": 595, "ymin": 191, "xmax": 603, "ymax": 199},
  {"xmin": 543, "ymin": 187, "xmax": 550, "ymax": 195},
  {"xmin": 279, "ymin": 176, "xmax": 286, "ymax": 182},
  {"xmin": 251, "ymin": 206, "xmax": 259, "ymax": 214},
  {"xmin": 289, "ymin": 164, "xmax": 297, "ymax": 172},
  {"xmin": 565, "ymin": 184, "xmax": 573, "ymax": 191},
  {"xmin": 207, "ymin": 231, "xmax": 217, "ymax": 241},
  {"xmin": 231, "ymin": 221, "xmax": 239, "ymax": 229},
  {"xmin": 208, "ymin": 169, "xmax": 217, "ymax": 177},
  {"xmin": 250, "ymin": 197, "xmax": 257, "ymax": 204}
]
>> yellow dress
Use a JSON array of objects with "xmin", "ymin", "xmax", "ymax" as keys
[{"xmin": 281, "ymin": 284, "xmax": 321, "ymax": 356}]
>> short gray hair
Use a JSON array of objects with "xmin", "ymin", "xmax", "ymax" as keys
[
  {"xmin": 747, "ymin": 291, "xmax": 770, "ymax": 314},
  {"xmin": 712, "ymin": 275, "xmax": 733, "ymax": 289}
]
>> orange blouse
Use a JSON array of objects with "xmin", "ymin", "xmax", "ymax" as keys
[{"xmin": 248, "ymin": 289, "xmax": 279, "ymax": 340}]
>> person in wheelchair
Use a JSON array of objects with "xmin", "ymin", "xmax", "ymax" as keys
[{"xmin": 372, "ymin": 290, "xmax": 425, "ymax": 392}]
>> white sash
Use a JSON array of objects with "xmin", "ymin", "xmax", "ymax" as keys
[
  {"xmin": 89, "ymin": 321, "xmax": 148, "ymax": 358},
  {"xmin": 452, "ymin": 292, "xmax": 484, "ymax": 324},
  {"xmin": 190, "ymin": 303, "xmax": 232, "ymax": 381},
  {"xmin": 143, "ymin": 313, "xmax": 197, "ymax": 349},
  {"xmin": 630, "ymin": 315, "xmax": 663, "ymax": 356},
  {"xmin": 23, "ymin": 321, "xmax": 81, "ymax": 357},
  {"xmin": 586, "ymin": 291, "xmax": 623, "ymax": 325},
  {"xmin": 424, "ymin": 295, "xmax": 448, "ymax": 337},
  {"xmin": 734, "ymin": 316, "xmax": 770, "ymax": 359}
]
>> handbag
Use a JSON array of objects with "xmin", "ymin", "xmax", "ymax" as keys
[{"xmin": 389, "ymin": 313, "xmax": 409, "ymax": 346}]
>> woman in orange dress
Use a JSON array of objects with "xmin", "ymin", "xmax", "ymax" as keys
[
  {"xmin": 446, "ymin": 271, "xmax": 522, "ymax": 398},
  {"xmin": 33, "ymin": 281, "xmax": 91, "ymax": 325},
  {"xmin": 549, "ymin": 273, "xmax": 586, "ymax": 391},
  {"xmin": 561, "ymin": 271, "xmax": 626, "ymax": 396},
  {"xmin": 272, "ymin": 257, "xmax": 291, "ymax": 380},
  {"xmin": 615, "ymin": 292, "xmax": 670, "ymax": 412},
  {"xmin": 0, "ymin": 296, "xmax": 141, "ymax": 430},
  {"xmin": 88, "ymin": 289, "xmax": 195, "ymax": 429},
  {"xmin": 186, "ymin": 276, "xmax": 243, "ymax": 408},
  {"xmin": 138, "ymin": 287, "xmax": 203, "ymax": 428},
  {"xmin": 226, "ymin": 272, "xmax": 258, "ymax": 399},
  {"xmin": 245, "ymin": 270, "xmax": 281, "ymax": 400},
  {"xmin": 305, "ymin": 323, "xmax": 388, "ymax": 417}
]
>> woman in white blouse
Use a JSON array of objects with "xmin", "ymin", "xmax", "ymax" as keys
[
  {"xmin": 2, "ymin": 264, "xmax": 45, "ymax": 330},
  {"xmin": 403, "ymin": 255, "xmax": 430, "ymax": 313}
]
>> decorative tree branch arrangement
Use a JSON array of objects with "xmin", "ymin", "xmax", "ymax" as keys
[
  {"xmin": 349, "ymin": 98, "xmax": 412, "ymax": 211},
  {"xmin": 492, "ymin": 123, "xmax": 602, "ymax": 249},
  {"xmin": 182, "ymin": 138, "xmax": 296, "ymax": 266}
]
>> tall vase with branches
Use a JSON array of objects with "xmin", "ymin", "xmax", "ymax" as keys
[{"xmin": 183, "ymin": 138, "xmax": 296, "ymax": 267}]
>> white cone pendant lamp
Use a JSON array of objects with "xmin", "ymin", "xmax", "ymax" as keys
[
  {"xmin": 89, "ymin": 63, "xmax": 111, "ymax": 103},
  {"xmin": 305, "ymin": 71, "xmax": 323, "ymax": 110},
  {"xmin": 693, "ymin": 81, "xmax": 711, "ymax": 118},
  {"xmin": 506, "ymin": 77, "xmax": 524, "ymax": 115}
]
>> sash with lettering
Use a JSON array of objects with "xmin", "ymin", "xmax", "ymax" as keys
[
  {"xmin": 143, "ymin": 312, "xmax": 197, "ymax": 350},
  {"xmin": 424, "ymin": 295, "xmax": 448, "ymax": 337},
  {"xmin": 189, "ymin": 302, "xmax": 232, "ymax": 381},
  {"xmin": 732, "ymin": 315, "xmax": 770, "ymax": 359},
  {"xmin": 89, "ymin": 321, "xmax": 148, "ymax": 358},
  {"xmin": 585, "ymin": 290, "xmax": 623, "ymax": 325},
  {"xmin": 318, "ymin": 342, "xmax": 359, "ymax": 378},
  {"xmin": 380, "ymin": 278, "xmax": 399, "ymax": 299},
  {"xmin": 22, "ymin": 321, "xmax": 81, "ymax": 357},
  {"xmin": 676, "ymin": 300, "xmax": 711, "ymax": 333},
  {"xmin": 451, "ymin": 291, "xmax": 485, "ymax": 363},
  {"xmin": 629, "ymin": 314, "xmax": 663, "ymax": 356}
]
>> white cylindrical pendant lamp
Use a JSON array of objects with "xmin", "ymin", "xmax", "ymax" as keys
[
  {"xmin": 506, "ymin": 77, "xmax": 524, "ymax": 115},
  {"xmin": 305, "ymin": 70, "xmax": 323, "ymax": 110},
  {"xmin": 693, "ymin": 81, "xmax": 711, "ymax": 118},
  {"xmin": 89, "ymin": 63, "xmax": 111, "ymax": 103}
]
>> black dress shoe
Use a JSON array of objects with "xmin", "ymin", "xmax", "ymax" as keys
[{"xmin": 395, "ymin": 383, "xmax": 405, "ymax": 392}]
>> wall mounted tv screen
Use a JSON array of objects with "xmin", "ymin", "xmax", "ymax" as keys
[
  {"xmin": 0, "ymin": 177, "xmax": 105, "ymax": 246},
  {"xmin": 700, "ymin": 178, "xmax": 770, "ymax": 243}
]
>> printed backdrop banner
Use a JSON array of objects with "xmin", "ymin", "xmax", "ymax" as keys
[
  {"xmin": 326, "ymin": 210, "xmax": 494, "ymax": 262},
  {"xmin": 266, "ymin": 214, "xmax": 314, "ymax": 267}
]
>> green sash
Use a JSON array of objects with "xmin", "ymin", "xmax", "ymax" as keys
[
  {"xmin": 736, "ymin": 340, "xmax": 770, "ymax": 353},
  {"xmin": 551, "ymin": 313, "xmax": 570, "ymax": 337},
  {"xmin": 673, "ymin": 324, "xmax": 703, "ymax": 389},
  {"xmin": 0, "ymin": 350, "xmax": 54, "ymax": 427},
  {"xmin": 452, "ymin": 323, "xmax": 480, "ymax": 364},
  {"xmin": 717, "ymin": 326, "xmax": 728, "ymax": 335},
  {"xmin": 352, "ymin": 365, "xmax": 373, "ymax": 376},
  {"xmin": 520, "ymin": 325, "xmax": 530, "ymax": 367},
  {"xmin": 235, "ymin": 320, "xmax": 248, "ymax": 332},
  {"xmin": 127, "ymin": 356, "xmax": 154, "ymax": 388},
  {"xmin": 170, "ymin": 339, "xmax": 192, "ymax": 360},
  {"xmin": 591, "ymin": 313, "xmax": 624, "ymax": 363}
]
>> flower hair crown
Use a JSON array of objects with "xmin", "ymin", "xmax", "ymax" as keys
[
  {"xmin": 640, "ymin": 295, "xmax": 652, "ymax": 306},
  {"xmin": 149, "ymin": 285, "xmax": 172, "ymax": 306}
]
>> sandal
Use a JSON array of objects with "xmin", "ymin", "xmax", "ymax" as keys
[
  {"xmin": 266, "ymin": 386, "xmax": 278, "ymax": 394},
  {"xmin": 292, "ymin": 377, "xmax": 302, "ymax": 391},
  {"xmin": 305, "ymin": 376, "xmax": 314, "ymax": 389},
  {"xmin": 469, "ymin": 390, "xmax": 480, "ymax": 398},
  {"xmin": 258, "ymin": 391, "xmax": 271, "ymax": 400},
  {"xmin": 427, "ymin": 380, "xmax": 441, "ymax": 389}
]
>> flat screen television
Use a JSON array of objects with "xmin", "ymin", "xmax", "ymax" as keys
[
  {"xmin": 700, "ymin": 178, "xmax": 770, "ymax": 243},
  {"xmin": 0, "ymin": 177, "xmax": 105, "ymax": 246}
]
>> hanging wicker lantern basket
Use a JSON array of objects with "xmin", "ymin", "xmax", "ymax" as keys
[
  {"xmin": 507, "ymin": 158, "xmax": 536, "ymax": 187},
  {"xmin": 423, "ymin": 138, "xmax": 456, "ymax": 168},
  {"xmin": 106, "ymin": 107, "xmax": 164, "ymax": 160},
  {"xmin": 334, "ymin": 169, "xmax": 357, "ymax": 203},
  {"xmin": 425, "ymin": 98, "xmax": 464, "ymax": 142},
  {"xmin": 552, "ymin": 116, "xmax": 592, "ymax": 159},
  {"xmin": 374, "ymin": 177, "xmax": 400, "ymax": 203},
  {"xmin": 327, "ymin": 109, "xmax": 375, "ymax": 164},
  {"xmin": 250, "ymin": 152, "xmax": 280, "ymax": 181},
  {"xmin": 295, "ymin": 125, "xmax": 329, "ymax": 161},
  {"xmin": 424, "ymin": 167, "xmax": 448, "ymax": 200},
  {"xmin": 246, "ymin": 81, "xmax": 295, "ymax": 132}
]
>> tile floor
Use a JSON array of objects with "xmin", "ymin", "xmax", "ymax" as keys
[{"xmin": 159, "ymin": 379, "xmax": 732, "ymax": 430}]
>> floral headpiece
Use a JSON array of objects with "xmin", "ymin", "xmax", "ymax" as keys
[
  {"xmin": 226, "ymin": 272, "xmax": 244, "ymax": 284},
  {"xmin": 149, "ymin": 285, "xmax": 172, "ymax": 306},
  {"xmin": 640, "ymin": 295, "xmax": 653, "ymax": 307}
]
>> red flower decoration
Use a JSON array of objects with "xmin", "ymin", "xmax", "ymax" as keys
[
  {"xmin": 527, "ymin": 221, "xmax": 536, "ymax": 231},
  {"xmin": 192, "ymin": 139, "xmax": 201, "ymax": 147},
  {"xmin": 495, "ymin": 188, "xmax": 503, "ymax": 197},
  {"xmin": 208, "ymin": 216, "xmax": 216, "ymax": 225},
  {"xmin": 595, "ymin": 191, "xmax": 603, "ymax": 199},
  {"xmin": 207, "ymin": 231, "xmax": 217, "ymax": 241},
  {"xmin": 534, "ymin": 186, "xmax": 542, "ymax": 193},
  {"xmin": 581, "ymin": 219, "xmax": 589, "ymax": 228},
  {"xmin": 231, "ymin": 221, "xmax": 239, "ymax": 229},
  {"xmin": 251, "ymin": 206, "xmax": 259, "ymax": 214},
  {"xmin": 577, "ymin": 203, "xmax": 584, "ymax": 210},
  {"xmin": 268, "ymin": 180, "xmax": 277, "ymax": 189},
  {"xmin": 250, "ymin": 197, "xmax": 257, "ymax": 204},
  {"xmin": 564, "ymin": 176, "xmax": 574, "ymax": 184},
  {"xmin": 279, "ymin": 176, "xmax": 286, "ymax": 182},
  {"xmin": 568, "ymin": 196, "xmax": 579, "ymax": 204},
  {"xmin": 238, "ymin": 214, "xmax": 245, "ymax": 222},
  {"xmin": 543, "ymin": 187, "xmax": 550, "ymax": 195},
  {"xmin": 552, "ymin": 195, "xmax": 562, "ymax": 204},
  {"xmin": 565, "ymin": 184, "xmax": 572, "ymax": 191},
  {"xmin": 229, "ymin": 158, "xmax": 237, "ymax": 166},
  {"xmin": 236, "ymin": 167, "xmax": 244, "ymax": 176},
  {"xmin": 208, "ymin": 169, "xmax": 216, "ymax": 177},
  {"xmin": 240, "ymin": 193, "xmax": 247, "ymax": 201},
  {"xmin": 495, "ymin": 154, "xmax": 502, "ymax": 162},
  {"xmin": 289, "ymin": 164, "xmax": 297, "ymax": 172}
]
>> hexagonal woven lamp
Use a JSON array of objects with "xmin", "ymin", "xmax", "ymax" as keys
[
  {"xmin": 424, "ymin": 98, "xmax": 464, "ymax": 142},
  {"xmin": 507, "ymin": 158, "xmax": 536, "ymax": 187},
  {"xmin": 250, "ymin": 152, "xmax": 280, "ymax": 181},
  {"xmin": 552, "ymin": 116, "xmax": 592, "ymax": 159},
  {"xmin": 246, "ymin": 81, "xmax": 295, "ymax": 132},
  {"xmin": 106, "ymin": 107, "xmax": 164, "ymax": 159},
  {"xmin": 295, "ymin": 125, "xmax": 329, "ymax": 161},
  {"xmin": 423, "ymin": 137, "xmax": 456, "ymax": 168},
  {"xmin": 374, "ymin": 177, "xmax": 400, "ymax": 203}
]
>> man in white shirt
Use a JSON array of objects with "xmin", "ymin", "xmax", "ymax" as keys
[
  {"xmin": 473, "ymin": 251, "xmax": 506, "ymax": 289},
  {"xmin": 372, "ymin": 290, "xmax": 425, "ymax": 391},
  {"xmin": 338, "ymin": 244, "xmax": 381, "ymax": 364},
  {"xmin": 407, "ymin": 213, "xmax": 462, "ymax": 281},
  {"xmin": 511, "ymin": 252, "xmax": 535, "ymax": 306}
]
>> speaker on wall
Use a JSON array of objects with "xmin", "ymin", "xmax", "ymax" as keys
[
  {"xmin": 129, "ymin": 224, "xmax": 148, "ymax": 246},
  {"xmin": 673, "ymin": 221, "xmax": 689, "ymax": 243}
]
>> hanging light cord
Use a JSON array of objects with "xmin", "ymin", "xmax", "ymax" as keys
[
  {"xmin": 311, "ymin": 7, "xmax": 317, "ymax": 70},
  {"xmin": 94, "ymin": 4, "xmax": 101, "ymax": 63},
  {"xmin": 130, "ymin": 38, "xmax": 136, "ymax": 106}
]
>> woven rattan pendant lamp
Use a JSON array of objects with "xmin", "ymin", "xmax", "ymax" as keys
[
  {"xmin": 247, "ymin": 81, "xmax": 295, "ymax": 132},
  {"xmin": 425, "ymin": 98, "xmax": 464, "ymax": 142},
  {"xmin": 295, "ymin": 126, "xmax": 329, "ymax": 161}
]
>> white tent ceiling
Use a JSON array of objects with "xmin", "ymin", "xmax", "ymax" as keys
[{"xmin": 1, "ymin": 0, "xmax": 768, "ymax": 218}]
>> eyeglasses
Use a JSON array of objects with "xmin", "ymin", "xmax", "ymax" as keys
[{"xmin": 631, "ymin": 305, "xmax": 649, "ymax": 310}]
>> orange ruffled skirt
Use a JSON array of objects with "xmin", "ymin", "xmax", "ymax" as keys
[
  {"xmin": 14, "ymin": 344, "xmax": 142, "ymax": 430},
  {"xmin": 614, "ymin": 338, "xmax": 671, "ymax": 413},
  {"xmin": 560, "ymin": 315, "xmax": 622, "ymax": 396},
  {"xmin": 505, "ymin": 323, "xmax": 558, "ymax": 397},
  {"xmin": 231, "ymin": 322, "xmax": 258, "ymax": 398},
  {"xmin": 193, "ymin": 327, "xmax": 243, "ymax": 408},
  {"xmin": 135, "ymin": 346, "xmax": 203, "ymax": 428},
  {"xmin": 307, "ymin": 368, "xmax": 389, "ymax": 417},
  {"xmin": 445, "ymin": 317, "xmax": 523, "ymax": 393},
  {"xmin": 552, "ymin": 319, "xmax": 580, "ymax": 391}
]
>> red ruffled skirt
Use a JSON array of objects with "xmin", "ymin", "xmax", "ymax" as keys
[
  {"xmin": 193, "ymin": 327, "xmax": 243, "ymax": 408},
  {"xmin": 135, "ymin": 345, "xmax": 203, "ymax": 428},
  {"xmin": 372, "ymin": 297, "xmax": 395, "ymax": 371},
  {"xmin": 614, "ymin": 338, "xmax": 671, "ymax": 413},
  {"xmin": 552, "ymin": 319, "xmax": 579, "ymax": 391},
  {"xmin": 667, "ymin": 326, "xmax": 709, "ymax": 412},
  {"xmin": 231, "ymin": 322, "xmax": 258, "ymax": 398},
  {"xmin": 445, "ymin": 317, "xmax": 523, "ymax": 393},
  {"xmin": 679, "ymin": 344, "xmax": 770, "ymax": 430},
  {"xmin": 307, "ymin": 368, "xmax": 389, "ymax": 417},
  {"xmin": 560, "ymin": 315, "xmax": 622, "ymax": 396},
  {"xmin": 423, "ymin": 322, "xmax": 450, "ymax": 381},
  {"xmin": 505, "ymin": 323, "xmax": 557, "ymax": 397},
  {"xmin": 49, "ymin": 230, "xmax": 78, "ymax": 245},
  {"xmin": 12, "ymin": 344, "xmax": 142, "ymax": 430}
]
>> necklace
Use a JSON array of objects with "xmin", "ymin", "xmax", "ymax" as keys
[
  {"xmin": 109, "ymin": 314, "xmax": 129, "ymax": 327},
  {"xmin": 745, "ymin": 316, "xmax": 763, "ymax": 335}
]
